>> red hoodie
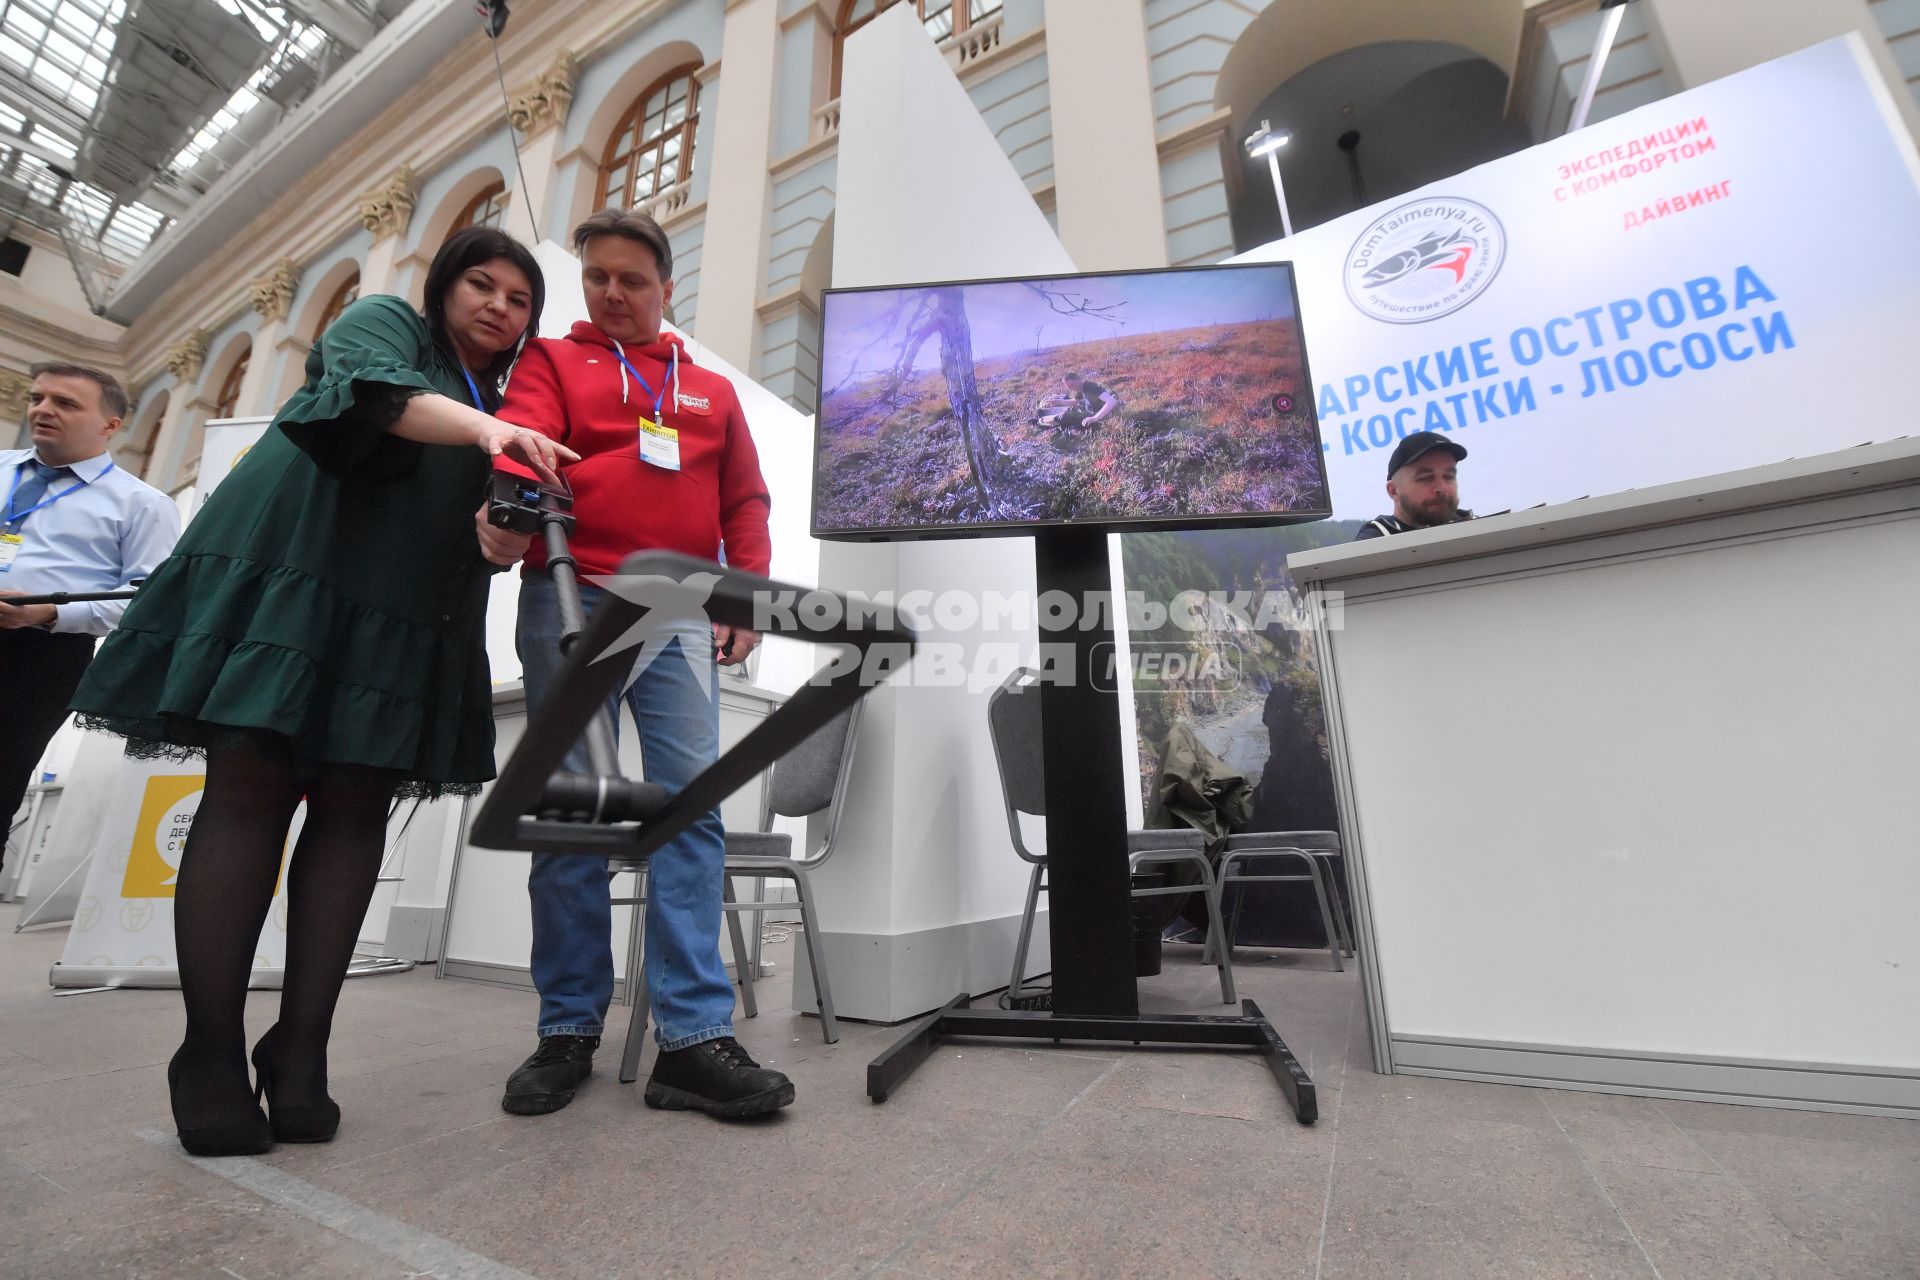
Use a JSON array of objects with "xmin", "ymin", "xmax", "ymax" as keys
[{"xmin": 494, "ymin": 323, "xmax": 772, "ymax": 578}]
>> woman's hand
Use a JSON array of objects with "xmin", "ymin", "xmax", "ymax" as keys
[{"xmin": 476, "ymin": 419, "xmax": 577, "ymax": 486}]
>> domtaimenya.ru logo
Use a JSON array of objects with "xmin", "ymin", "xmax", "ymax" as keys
[{"xmin": 1346, "ymin": 197, "xmax": 1507, "ymax": 325}]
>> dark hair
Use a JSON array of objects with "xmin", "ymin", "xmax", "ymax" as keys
[
  {"xmin": 29, "ymin": 361, "xmax": 129, "ymax": 420},
  {"xmin": 1063, "ymin": 373, "xmax": 1083, "ymax": 382},
  {"xmin": 572, "ymin": 207, "xmax": 673, "ymax": 280},
  {"xmin": 423, "ymin": 227, "xmax": 546, "ymax": 395}
]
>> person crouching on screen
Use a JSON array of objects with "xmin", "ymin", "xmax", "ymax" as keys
[
  {"xmin": 1355, "ymin": 431, "xmax": 1473, "ymax": 540},
  {"xmin": 1035, "ymin": 373, "xmax": 1119, "ymax": 432},
  {"xmin": 479, "ymin": 207, "xmax": 789, "ymax": 1121}
]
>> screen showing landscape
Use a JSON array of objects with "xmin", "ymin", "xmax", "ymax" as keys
[{"xmin": 812, "ymin": 262, "xmax": 1329, "ymax": 539}]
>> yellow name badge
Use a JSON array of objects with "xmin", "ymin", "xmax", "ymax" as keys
[
  {"xmin": 0, "ymin": 532, "xmax": 22, "ymax": 571},
  {"xmin": 638, "ymin": 417, "xmax": 681, "ymax": 472}
]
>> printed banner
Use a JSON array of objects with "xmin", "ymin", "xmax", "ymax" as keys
[
  {"xmin": 1235, "ymin": 35, "xmax": 1920, "ymax": 521},
  {"xmin": 52, "ymin": 760, "xmax": 297, "ymax": 987},
  {"xmin": 1122, "ymin": 37, "xmax": 1920, "ymax": 944},
  {"xmin": 194, "ymin": 418, "xmax": 272, "ymax": 514}
]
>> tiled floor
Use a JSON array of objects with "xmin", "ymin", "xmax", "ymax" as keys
[{"xmin": 3, "ymin": 906, "xmax": 1916, "ymax": 1279}]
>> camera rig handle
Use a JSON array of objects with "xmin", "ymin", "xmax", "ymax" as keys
[{"xmin": 486, "ymin": 474, "xmax": 621, "ymax": 780}]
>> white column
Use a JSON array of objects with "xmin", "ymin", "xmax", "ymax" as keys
[
  {"xmin": 146, "ymin": 331, "xmax": 210, "ymax": 491},
  {"xmin": 502, "ymin": 51, "xmax": 580, "ymax": 245},
  {"xmin": 1646, "ymin": 0, "xmax": 1920, "ymax": 144},
  {"xmin": 362, "ymin": 237, "xmax": 404, "ymax": 299},
  {"xmin": 1040, "ymin": 0, "xmax": 1169, "ymax": 271},
  {"xmin": 693, "ymin": 0, "xmax": 781, "ymax": 371},
  {"xmin": 504, "ymin": 130, "xmax": 565, "ymax": 245},
  {"xmin": 0, "ymin": 370, "xmax": 29, "ymax": 445},
  {"xmin": 357, "ymin": 165, "xmax": 419, "ymax": 297},
  {"xmin": 236, "ymin": 258, "xmax": 299, "ymax": 416}
]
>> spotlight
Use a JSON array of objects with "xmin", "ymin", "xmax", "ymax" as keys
[
  {"xmin": 1243, "ymin": 121, "xmax": 1292, "ymax": 160},
  {"xmin": 1242, "ymin": 120, "xmax": 1294, "ymax": 239}
]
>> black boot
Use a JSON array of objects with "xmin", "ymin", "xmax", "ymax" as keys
[
  {"xmin": 644, "ymin": 1036, "xmax": 794, "ymax": 1118},
  {"xmin": 501, "ymin": 1035, "xmax": 600, "ymax": 1115}
]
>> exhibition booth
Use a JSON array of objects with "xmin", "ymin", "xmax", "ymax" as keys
[{"xmin": 19, "ymin": 11, "xmax": 1920, "ymax": 1117}]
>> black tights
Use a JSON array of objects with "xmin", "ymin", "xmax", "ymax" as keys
[{"xmin": 172, "ymin": 733, "xmax": 398, "ymax": 1110}]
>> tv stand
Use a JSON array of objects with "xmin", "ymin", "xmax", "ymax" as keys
[{"xmin": 866, "ymin": 525, "xmax": 1317, "ymax": 1123}]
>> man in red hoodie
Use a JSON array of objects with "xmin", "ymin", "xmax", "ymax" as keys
[{"xmin": 479, "ymin": 208, "xmax": 788, "ymax": 1119}]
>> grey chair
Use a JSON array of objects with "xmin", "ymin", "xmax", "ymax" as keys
[
  {"xmin": 615, "ymin": 701, "xmax": 863, "ymax": 1083},
  {"xmin": 990, "ymin": 668, "xmax": 1236, "ymax": 1005},
  {"xmin": 1207, "ymin": 830, "xmax": 1353, "ymax": 972}
]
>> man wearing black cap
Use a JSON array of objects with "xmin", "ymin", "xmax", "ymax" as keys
[{"xmin": 1354, "ymin": 431, "xmax": 1471, "ymax": 540}]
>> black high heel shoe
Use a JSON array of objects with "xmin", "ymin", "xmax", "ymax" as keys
[
  {"xmin": 167, "ymin": 1047, "xmax": 273, "ymax": 1157},
  {"xmin": 250, "ymin": 1025, "xmax": 341, "ymax": 1144}
]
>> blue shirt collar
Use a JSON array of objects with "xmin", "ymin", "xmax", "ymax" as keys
[{"xmin": 11, "ymin": 448, "xmax": 114, "ymax": 482}]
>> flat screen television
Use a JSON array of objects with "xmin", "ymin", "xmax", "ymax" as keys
[{"xmin": 811, "ymin": 262, "xmax": 1330, "ymax": 541}]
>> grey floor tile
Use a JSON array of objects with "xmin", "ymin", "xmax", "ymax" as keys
[
  {"xmin": 14, "ymin": 1189, "xmax": 425, "ymax": 1280},
  {"xmin": 7, "ymin": 903, "xmax": 1917, "ymax": 1280},
  {"xmin": 1318, "ymin": 1096, "xmax": 1656, "ymax": 1279},
  {"xmin": 0, "ymin": 1150, "xmax": 68, "ymax": 1218},
  {"xmin": 1339, "ymin": 1069, "xmax": 1568, "ymax": 1134},
  {"xmin": 844, "ymin": 1041, "xmax": 1122, "ymax": 1119},
  {"xmin": 1660, "ymin": 1124, "xmax": 1920, "ymax": 1279},
  {"xmin": 8, "ymin": 1137, "xmax": 266, "ymax": 1240},
  {"xmin": 1543, "ymin": 1091, "xmax": 1721, "ymax": 1173},
  {"xmin": 1082, "ymin": 1043, "xmax": 1323, "ymax": 1124},
  {"xmin": 1588, "ymin": 1160, "xmax": 1843, "ymax": 1280},
  {"xmin": 320, "ymin": 1099, "xmax": 1045, "ymax": 1280},
  {"xmin": 1657, "ymin": 1096, "xmax": 1920, "ymax": 1150},
  {"xmin": 886, "ymin": 1060, "xmax": 1334, "ymax": 1280}
]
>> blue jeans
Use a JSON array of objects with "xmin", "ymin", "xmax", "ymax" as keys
[{"xmin": 517, "ymin": 572, "xmax": 735, "ymax": 1050}]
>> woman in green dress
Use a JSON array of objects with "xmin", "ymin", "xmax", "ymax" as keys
[{"xmin": 71, "ymin": 227, "xmax": 576, "ymax": 1157}]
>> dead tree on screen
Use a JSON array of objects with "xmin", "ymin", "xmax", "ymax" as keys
[
  {"xmin": 883, "ymin": 288, "xmax": 1007, "ymax": 512},
  {"xmin": 875, "ymin": 284, "xmax": 1129, "ymax": 515}
]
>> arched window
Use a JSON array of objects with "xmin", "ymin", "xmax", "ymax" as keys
[
  {"xmin": 452, "ymin": 180, "xmax": 509, "ymax": 234},
  {"xmin": 596, "ymin": 65, "xmax": 701, "ymax": 211},
  {"xmin": 315, "ymin": 273, "xmax": 360, "ymax": 339},
  {"xmin": 833, "ymin": 0, "xmax": 1002, "ymax": 95},
  {"xmin": 213, "ymin": 349, "xmax": 249, "ymax": 418}
]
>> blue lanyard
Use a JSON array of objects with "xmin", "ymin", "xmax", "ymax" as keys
[
  {"xmin": 459, "ymin": 368, "xmax": 487, "ymax": 411},
  {"xmin": 610, "ymin": 347, "xmax": 668, "ymax": 423},
  {"xmin": 5, "ymin": 458, "xmax": 106, "ymax": 529}
]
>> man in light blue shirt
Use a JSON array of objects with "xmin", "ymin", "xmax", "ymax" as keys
[{"xmin": 2, "ymin": 362, "xmax": 180, "ymax": 854}]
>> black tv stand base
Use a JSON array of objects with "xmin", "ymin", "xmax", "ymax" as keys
[{"xmin": 866, "ymin": 993, "xmax": 1317, "ymax": 1124}]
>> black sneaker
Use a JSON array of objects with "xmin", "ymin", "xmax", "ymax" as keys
[
  {"xmin": 644, "ymin": 1036, "xmax": 795, "ymax": 1118},
  {"xmin": 501, "ymin": 1034, "xmax": 599, "ymax": 1116}
]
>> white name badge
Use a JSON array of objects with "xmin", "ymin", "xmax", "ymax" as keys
[
  {"xmin": 638, "ymin": 418, "xmax": 681, "ymax": 472},
  {"xmin": 0, "ymin": 532, "xmax": 21, "ymax": 571}
]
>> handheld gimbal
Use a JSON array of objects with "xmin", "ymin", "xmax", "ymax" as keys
[{"xmin": 472, "ymin": 472, "xmax": 915, "ymax": 860}]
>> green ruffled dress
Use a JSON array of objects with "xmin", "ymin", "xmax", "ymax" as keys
[{"xmin": 72, "ymin": 295, "xmax": 503, "ymax": 798}]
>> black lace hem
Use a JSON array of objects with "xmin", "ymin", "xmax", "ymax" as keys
[{"xmin": 74, "ymin": 715, "xmax": 484, "ymax": 803}]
